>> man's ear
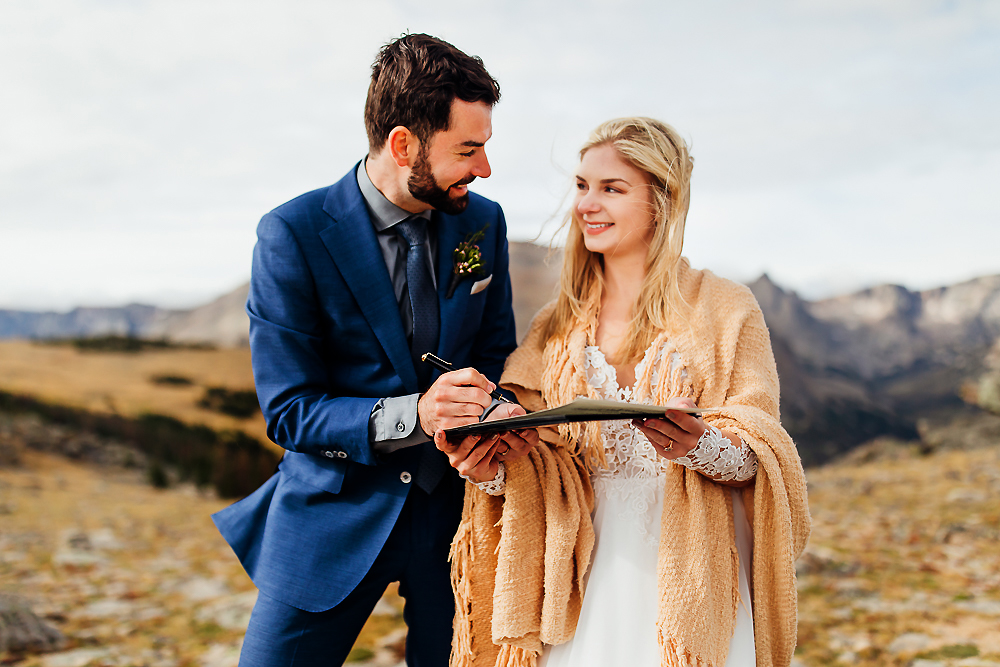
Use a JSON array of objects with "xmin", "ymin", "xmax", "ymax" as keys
[{"xmin": 387, "ymin": 126, "xmax": 419, "ymax": 168}]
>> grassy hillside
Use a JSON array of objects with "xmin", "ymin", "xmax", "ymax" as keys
[{"xmin": 0, "ymin": 341, "xmax": 271, "ymax": 453}]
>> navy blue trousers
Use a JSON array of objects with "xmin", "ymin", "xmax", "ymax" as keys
[{"xmin": 238, "ymin": 476, "xmax": 465, "ymax": 667}]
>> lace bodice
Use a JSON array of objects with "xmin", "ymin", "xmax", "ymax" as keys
[
  {"xmin": 584, "ymin": 344, "xmax": 679, "ymax": 482},
  {"xmin": 584, "ymin": 342, "xmax": 683, "ymax": 542},
  {"xmin": 583, "ymin": 340, "xmax": 758, "ymax": 543}
]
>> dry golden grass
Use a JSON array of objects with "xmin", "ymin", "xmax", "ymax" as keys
[{"xmin": 0, "ymin": 341, "xmax": 274, "ymax": 453}]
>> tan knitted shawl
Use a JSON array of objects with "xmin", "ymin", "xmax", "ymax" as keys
[{"xmin": 450, "ymin": 261, "xmax": 811, "ymax": 667}]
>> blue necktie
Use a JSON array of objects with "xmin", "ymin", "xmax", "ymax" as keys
[
  {"xmin": 395, "ymin": 217, "xmax": 446, "ymax": 493},
  {"xmin": 394, "ymin": 217, "xmax": 440, "ymax": 388}
]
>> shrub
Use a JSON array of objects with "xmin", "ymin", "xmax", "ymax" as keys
[
  {"xmin": 198, "ymin": 387, "xmax": 260, "ymax": 419},
  {"xmin": 150, "ymin": 374, "xmax": 194, "ymax": 386}
]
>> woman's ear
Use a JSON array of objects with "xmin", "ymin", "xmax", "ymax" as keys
[{"xmin": 387, "ymin": 126, "xmax": 419, "ymax": 168}]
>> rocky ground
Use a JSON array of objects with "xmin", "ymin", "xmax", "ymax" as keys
[
  {"xmin": 0, "ymin": 447, "xmax": 405, "ymax": 666},
  {"xmin": 796, "ymin": 443, "xmax": 1000, "ymax": 667},
  {"xmin": 2, "ymin": 408, "xmax": 1000, "ymax": 667}
]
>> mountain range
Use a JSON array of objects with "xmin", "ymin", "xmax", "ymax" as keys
[{"xmin": 3, "ymin": 242, "xmax": 999, "ymax": 465}]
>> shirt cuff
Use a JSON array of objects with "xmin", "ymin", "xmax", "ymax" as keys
[{"xmin": 370, "ymin": 393, "xmax": 430, "ymax": 455}]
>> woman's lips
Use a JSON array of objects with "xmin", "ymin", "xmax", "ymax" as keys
[{"xmin": 585, "ymin": 222, "xmax": 613, "ymax": 234}]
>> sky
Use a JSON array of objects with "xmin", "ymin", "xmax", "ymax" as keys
[{"xmin": 1, "ymin": 0, "xmax": 998, "ymax": 311}]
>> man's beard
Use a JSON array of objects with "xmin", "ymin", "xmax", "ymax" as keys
[{"xmin": 407, "ymin": 146, "xmax": 475, "ymax": 215}]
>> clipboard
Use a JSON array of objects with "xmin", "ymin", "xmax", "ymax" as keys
[{"xmin": 444, "ymin": 397, "xmax": 713, "ymax": 437}]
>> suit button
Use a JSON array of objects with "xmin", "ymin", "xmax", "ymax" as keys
[
  {"xmin": 396, "ymin": 422, "xmax": 405, "ymax": 433},
  {"xmin": 400, "ymin": 471, "xmax": 412, "ymax": 484},
  {"xmin": 336, "ymin": 451, "xmax": 348, "ymax": 459},
  {"xmin": 322, "ymin": 450, "xmax": 334, "ymax": 458}
]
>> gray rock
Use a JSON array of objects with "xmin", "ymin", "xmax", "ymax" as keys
[
  {"xmin": 371, "ymin": 597, "xmax": 401, "ymax": 617},
  {"xmin": 71, "ymin": 599, "xmax": 136, "ymax": 619},
  {"xmin": 887, "ymin": 632, "xmax": 931, "ymax": 655},
  {"xmin": 39, "ymin": 647, "xmax": 113, "ymax": 667},
  {"xmin": 195, "ymin": 591, "xmax": 257, "ymax": 631},
  {"xmin": 0, "ymin": 593, "xmax": 65, "ymax": 654},
  {"xmin": 87, "ymin": 528, "xmax": 123, "ymax": 551},
  {"xmin": 178, "ymin": 577, "xmax": 230, "ymax": 601},
  {"xmin": 52, "ymin": 550, "xmax": 107, "ymax": 567},
  {"xmin": 200, "ymin": 640, "xmax": 242, "ymax": 667},
  {"xmin": 955, "ymin": 599, "xmax": 1000, "ymax": 615}
]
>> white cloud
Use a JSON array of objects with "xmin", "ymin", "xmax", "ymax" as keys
[{"xmin": 1, "ymin": 0, "xmax": 997, "ymax": 309}]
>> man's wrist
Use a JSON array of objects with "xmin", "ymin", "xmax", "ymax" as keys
[{"xmin": 415, "ymin": 393, "xmax": 431, "ymax": 437}]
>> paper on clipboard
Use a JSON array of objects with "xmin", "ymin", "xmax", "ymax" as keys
[{"xmin": 444, "ymin": 397, "xmax": 714, "ymax": 437}]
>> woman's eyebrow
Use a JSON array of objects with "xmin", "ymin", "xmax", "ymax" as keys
[{"xmin": 575, "ymin": 176, "xmax": 633, "ymax": 188}]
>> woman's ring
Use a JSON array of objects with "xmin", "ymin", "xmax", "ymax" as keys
[{"xmin": 665, "ymin": 439, "xmax": 674, "ymax": 451}]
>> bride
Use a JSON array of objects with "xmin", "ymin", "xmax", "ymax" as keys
[{"xmin": 445, "ymin": 117, "xmax": 811, "ymax": 667}]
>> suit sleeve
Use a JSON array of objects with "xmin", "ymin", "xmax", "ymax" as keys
[
  {"xmin": 247, "ymin": 211, "xmax": 380, "ymax": 465},
  {"xmin": 470, "ymin": 205, "xmax": 518, "ymax": 386}
]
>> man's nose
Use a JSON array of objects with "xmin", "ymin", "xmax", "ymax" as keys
[{"xmin": 472, "ymin": 151, "xmax": 491, "ymax": 179}]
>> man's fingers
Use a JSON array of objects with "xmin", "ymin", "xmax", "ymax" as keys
[{"xmin": 440, "ymin": 367, "xmax": 495, "ymax": 394}]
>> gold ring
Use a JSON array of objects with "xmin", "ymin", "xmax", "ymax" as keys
[{"xmin": 500, "ymin": 444, "xmax": 511, "ymax": 455}]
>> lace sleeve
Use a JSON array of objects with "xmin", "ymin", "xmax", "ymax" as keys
[
  {"xmin": 460, "ymin": 462, "xmax": 506, "ymax": 496},
  {"xmin": 673, "ymin": 426, "xmax": 757, "ymax": 482}
]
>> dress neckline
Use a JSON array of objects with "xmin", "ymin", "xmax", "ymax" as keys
[{"xmin": 586, "ymin": 341, "xmax": 660, "ymax": 397}]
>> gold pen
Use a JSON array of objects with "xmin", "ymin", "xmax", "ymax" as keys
[{"xmin": 420, "ymin": 352, "xmax": 516, "ymax": 404}]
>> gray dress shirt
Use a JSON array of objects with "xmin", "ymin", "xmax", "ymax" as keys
[{"xmin": 357, "ymin": 160, "xmax": 434, "ymax": 454}]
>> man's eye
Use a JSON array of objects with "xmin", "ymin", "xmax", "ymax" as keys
[{"xmin": 460, "ymin": 150, "xmax": 475, "ymax": 157}]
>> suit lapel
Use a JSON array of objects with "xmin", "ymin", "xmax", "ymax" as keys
[
  {"xmin": 434, "ymin": 213, "xmax": 471, "ymax": 362},
  {"xmin": 319, "ymin": 170, "xmax": 419, "ymax": 393}
]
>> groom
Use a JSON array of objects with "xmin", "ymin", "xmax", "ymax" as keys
[{"xmin": 213, "ymin": 34, "xmax": 530, "ymax": 666}]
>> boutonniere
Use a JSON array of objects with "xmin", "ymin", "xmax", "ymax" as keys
[{"xmin": 446, "ymin": 224, "xmax": 489, "ymax": 298}]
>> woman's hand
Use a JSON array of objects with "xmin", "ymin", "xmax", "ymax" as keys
[
  {"xmin": 434, "ymin": 430, "xmax": 503, "ymax": 483},
  {"xmin": 634, "ymin": 397, "xmax": 754, "ymax": 487},
  {"xmin": 632, "ymin": 397, "xmax": 706, "ymax": 460},
  {"xmin": 483, "ymin": 403, "xmax": 540, "ymax": 463}
]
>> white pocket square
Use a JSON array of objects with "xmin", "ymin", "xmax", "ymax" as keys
[{"xmin": 469, "ymin": 274, "xmax": 492, "ymax": 295}]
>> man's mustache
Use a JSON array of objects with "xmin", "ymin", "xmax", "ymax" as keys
[{"xmin": 450, "ymin": 175, "xmax": 477, "ymax": 189}]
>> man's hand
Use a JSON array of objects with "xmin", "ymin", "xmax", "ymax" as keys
[
  {"xmin": 417, "ymin": 368, "xmax": 495, "ymax": 435},
  {"xmin": 483, "ymin": 403, "xmax": 539, "ymax": 463},
  {"xmin": 433, "ymin": 430, "xmax": 503, "ymax": 483}
]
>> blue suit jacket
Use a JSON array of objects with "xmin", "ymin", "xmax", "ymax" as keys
[{"xmin": 213, "ymin": 165, "xmax": 517, "ymax": 612}]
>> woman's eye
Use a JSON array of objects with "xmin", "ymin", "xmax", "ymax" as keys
[{"xmin": 575, "ymin": 182, "xmax": 587, "ymax": 190}]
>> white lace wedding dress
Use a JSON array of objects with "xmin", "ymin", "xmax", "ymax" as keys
[{"xmin": 539, "ymin": 342, "xmax": 757, "ymax": 667}]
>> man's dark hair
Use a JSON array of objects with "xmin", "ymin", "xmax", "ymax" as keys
[{"xmin": 365, "ymin": 33, "xmax": 500, "ymax": 152}]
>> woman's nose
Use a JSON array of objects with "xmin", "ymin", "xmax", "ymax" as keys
[{"xmin": 576, "ymin": 190, "xmax": 599, "ymax": 215}]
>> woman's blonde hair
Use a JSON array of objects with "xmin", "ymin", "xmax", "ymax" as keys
[{"xmin": 547, "ymin": 117, "xmax": 694, "ymax": 362}]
